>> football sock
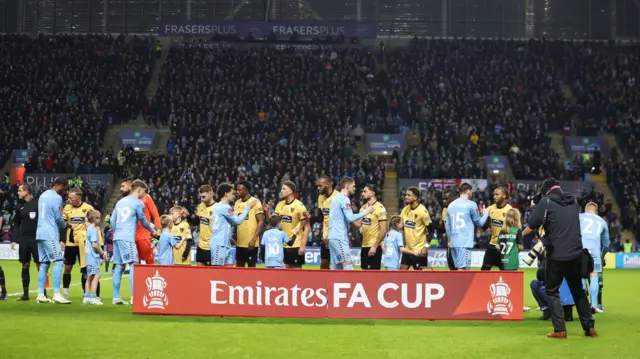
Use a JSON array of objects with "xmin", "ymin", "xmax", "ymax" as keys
[
  {"xmin": 52, "ymin": 261, "xmax": 63, "ymax": 295},
  {"xmin": 38, "ymin": 263, "xmax": 50, "ymax": 296},
  {"xmin": 590, "ymin": 276, "xmax": 599, "ymax": 308},
  {"xmin": 22, "ymin": 268, "xmax": 30, "ymax": 297},
  {"xmin": 113, "ymin": 265, "xmax": 123, "ymax": 299}
]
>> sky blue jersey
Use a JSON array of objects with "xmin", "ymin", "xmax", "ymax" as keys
[
  {"xmin": 383, "ymin": 229, "xmax": 404, "ymax": 269},
  {"xmin": 110, "ymin": 195, "xmax": 154, "ymax": 242},
  {"xmin": 35, "ymin": 189, "xmax": 67, "ymax": 241},
  {"xmin": 157, "ymin": 229, "xmax": 177, "ymax": 265},
  {"xmin": 579, "ymin": 212, "xmax": 610, "ymax": 257},
  {"xmin": 328, "ymin": 193, "xmax": 368, "ymax": 241},
  {"xmin": 84, "ymin": 226, "xmax": 101, "ymax": 265},
  {"xmin": 445, "ymin": 198, "xmax": 489, "ymax": 248},
  {"xmin": 261, "ymin": 228, "xmax": 290, "ymax": 268},
  {"xmin": 210, "ymin": 202, "xmax": 250, "ymax": 248}
]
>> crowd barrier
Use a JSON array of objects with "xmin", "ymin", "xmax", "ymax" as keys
[
  {"xmin": 133, "ymin": 265, "xmax": 524, "ymax": 320},
  {"xmin": 1, "ymin": 243, "xmax": 633, "ymax": 268}
]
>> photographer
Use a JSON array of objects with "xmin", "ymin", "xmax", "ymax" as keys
[{"xmin": 522, "ymin": 178, "xmax": 597, "ymax": 338}]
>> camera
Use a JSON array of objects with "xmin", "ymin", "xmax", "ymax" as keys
[{"xmin": 523, "ymin": 240, "xmax": 545, "ymax": 266}]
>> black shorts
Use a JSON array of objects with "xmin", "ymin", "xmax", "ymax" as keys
[
  {"xmin": 19, "ymin": 237, "xmax": 39, "ymax": 264},
  {"xmin": 360, "ymin": 246, "xmax": 382, "ymax": 270},
  {"xmin": 401, "ymin": 253, "xmax": 429, "ymax": 270},
  {"xmin": 236, "ymin": 247, "xmax": 258, "ymax": 266},
  {"xmin": 196, "ymin": 247, "xmax": 211, "ymax": 265},
  {"xmin": 64, "ymin": 246, "xmax": 82, "ymax": 266},
  {"xmin": 446, "ymin": 247, "xmax": 456, "ymax": 270},
  {"xmin": 320, "ymin": 243, "xmax": 330, "ymax": 261},
  {"xmin": 284, "ymin": 248, "xmax": 305, "ymax": 266},
  {"xmin": 482, "ymin": 246, "xmax": 504, "ymax": 270}
]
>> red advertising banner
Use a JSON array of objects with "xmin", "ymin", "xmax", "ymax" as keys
[{"xmin": 133, "ymin": 266, "xmax": 524, "ymax": 321}]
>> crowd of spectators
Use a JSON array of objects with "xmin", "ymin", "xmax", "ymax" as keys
[
  {"xmin": 387, "ymin": 38, "xmax": 574, "ymax": 180},
  {"xmin": 0, "ymin": 34, "xmax": 154, "ymax": 174},
  {"xmin": 125, "ymin": 46, "xmax": 385, "ymax": 235}
]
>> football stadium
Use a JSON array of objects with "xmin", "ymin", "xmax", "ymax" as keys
[{"xmin": 1, "ymin": 0, "xmax": 640, "ymax": 358}]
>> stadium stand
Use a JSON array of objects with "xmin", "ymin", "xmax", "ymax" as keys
[
  {"xmin": 0, "ymin": 34, "xmax": 154, "ymax": 174},
  {"xmin": 127, "ymin": 45, "xmax": 385, "ymax": 227},
  {"xmin": 387, "ymin": 38, "xmax": 574, "ymax": 180}
]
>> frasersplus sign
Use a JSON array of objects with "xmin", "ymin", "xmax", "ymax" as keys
[
  {"xmin": 119, "ymin": 130, "xmax": 156, "ymax": 151},
  {"xmin": 176, "ymin": 41, "xmax": 366, "ymax": 51},
  {"xmin": 398, "ymin": 178, "xmax": 488, "ymax": 192},
  {"xmin": 366, "ymin": 133, "xmax": 405, "ymax": 152},
  {"xmin": 133, "ymin": 266, "xmax": 524, "ymax": 320},
  {"xmin": 513, "ymin": 180, "xmax": 594, "ymax": 196},
  {"xmin": 159, "ymin": 19, "xmax": 378, "ymax": 38},
  {"xmin": 23, "ymin": 173, "xmax": 113, "ymax": 191},
  {"xmin": 566, "ymin": 136, "xmax": 608, "ymax": 155}
]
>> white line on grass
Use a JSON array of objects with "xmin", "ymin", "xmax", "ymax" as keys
[{"xmin": 6, "ymin": 274, "xmax": 128, "ymax": 297}]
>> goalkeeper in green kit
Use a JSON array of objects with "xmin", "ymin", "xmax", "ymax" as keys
[{"xmin": 499, "ymin": 209, "xmax": 524, "ymax": 271}]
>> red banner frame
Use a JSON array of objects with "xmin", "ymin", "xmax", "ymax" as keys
[{"xmin": 132, "ymin": 266, "xmax": 524, "ymax": 320}]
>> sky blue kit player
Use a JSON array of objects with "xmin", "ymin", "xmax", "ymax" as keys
[
  {"xmin": 579, "ymin": 206, "xmax": 610, "ymax": 311},
  {"xmin": 446, "ymin": 194, "xmax": 489, "ymax": 269},
  {"xmin": 261, "ymin": 228, "xmax": 293, "ymax": 268},
  {"xmin": 210, "ymin": 202, "xmax": 250, "ymax": 266},
  {"xmin": 36, "ymin": 179, "xmax": 69, "ymax": 304},
  {"xmin": 157, "ymin": 229, "xmax": 179, "ymax": 265},
  {"xmin": 383, "ymin": 229, "xmax": 404, "ymax": 270},
  {"xmin": 110, "ymin": 181, "xmax": 155, "ymax": 304},
  {"xmin": 84, "ymin": 227, "xmax": 101, "ymax": 276},
  {"xmin": 328, "ymin": 181, "xmax": 373, "ymax": 270}
]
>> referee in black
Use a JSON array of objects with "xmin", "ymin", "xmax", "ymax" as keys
[
  {"xmin": 523, "ymin": 178, "xmax": 597, "ymax": 338},
  {"xmin": 10, "ymin": 183, "xmax": 42, "ymax": 301}
]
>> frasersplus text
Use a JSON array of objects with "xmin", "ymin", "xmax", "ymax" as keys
[{"xmin": 133, "ymin": 266, "xmax": 524, "ymax": 320}]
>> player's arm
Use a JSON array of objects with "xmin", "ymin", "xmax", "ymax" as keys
[
  {"xmin": 298, "ymin": 212, "xmax": 311, "ymax": 251},
  {"xmin": 110, "ymin": 208, "xmax": 118, "ymax": 230},
  {"xmin": 284, "ymin": 231, "xmax": 296, "ymax": 247},
  {"xmin": 374, "ymin": 211, "xmax": 388, "ymax": 248},
  {"xmin": 135, "ymin": 203, "xmax": 155, "ymax": 232},
  {"xmin": 250, "ymin": 205, "xmax": 265, "ymax": 248},
  {"xmin": 223, "ymin": 206, "xmax": 250, "ymax": 225},
  {"xmin": 600, "ymin": 219, "xmax": 610, "ymax": 253},
  {"xmin": 148, "ymin": 197, "xmax": 161, "ymax": 230},
  {"xmin": 55, "ymin": 198, "xmax": 68, "ymax": 229},
  {"xmin": 174, "ymin": 236, "xmax": 186, "ymax": 249},
  {"xmin": 341, "ymin": 202, "xmax": 369, "ymax": 223},
  {"xmin": 469, "ymin": 203, "xmax": 489, "ymax": 227}
]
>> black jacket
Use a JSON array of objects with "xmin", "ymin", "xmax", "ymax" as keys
[
  {"xmin": 12, "ymin": 199, "xmax": 39, "ymax": 240},
  {"xmin": 527, "ymin": 189, "xmax": 583, "ymax": 261}
]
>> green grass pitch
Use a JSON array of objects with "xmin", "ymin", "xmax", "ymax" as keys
[{"xmin": 0, "ymin": 261, "xmax": 639, "ymax": 359}]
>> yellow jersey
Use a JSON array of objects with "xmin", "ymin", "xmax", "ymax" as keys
[
  {"xmin": 400, "ymin": 204, "xmax": 432, "ymax": 251},
  {"xmin": 488, "ymin": 204, "xmax": 512, "ymax": 245},
  {"xmin": 234, "ymin": 196, "xmax": 264, "ymax": 247},
  {"xmin": 171, "ymin": 220, "xmax": 192, "ymax": 265},
  {"xmin": 360, "ymin": 202, "xmax": 387, "ymax": 247},
  {"xmin": 196, "ymin": 202, "xmax": 215, "ymax": 250},
  {"xmin": 318, "ymin": 190, "xmax": 339, "ymax": 237},
  {"xmin": 62, "ymin": 202, "xmax": 95, "ymax": 246},
  {"xmin": 274, "ymin": 199, "xmax": 309, "ymax": 248},
  {"xmin": 442, "ymin": 207, "xmax": 448, "ymax": 224}
]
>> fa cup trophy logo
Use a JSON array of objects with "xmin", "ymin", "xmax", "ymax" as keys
[
  {"xmin": 143, "ymin": 271, "xmax": 169, "ymax": 310},
  {"xmin": 487, "ymin": 276, "xmax": 513, "ymax": 316}
]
